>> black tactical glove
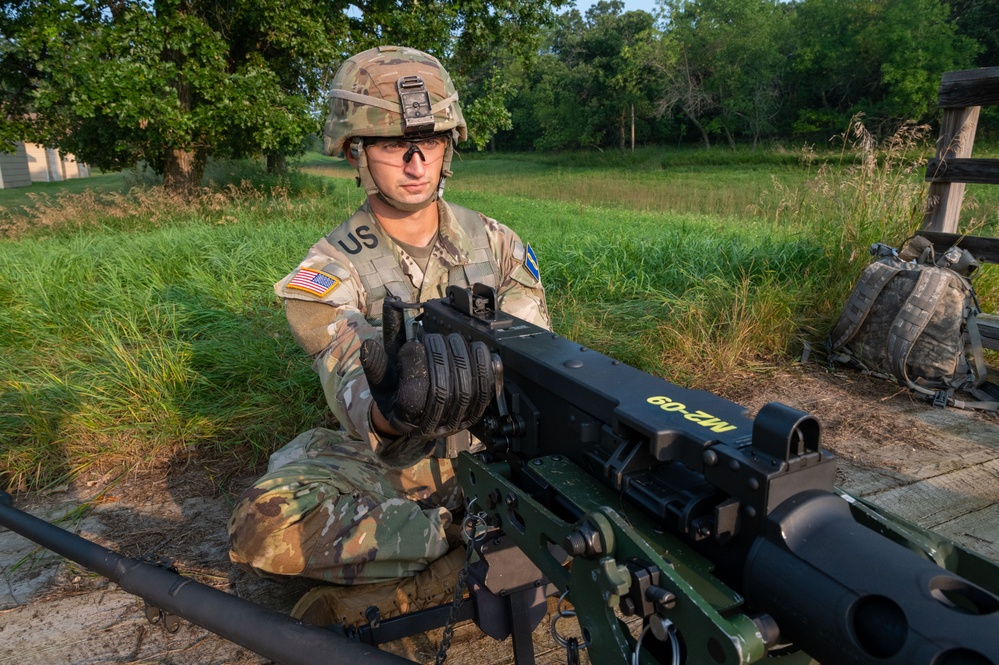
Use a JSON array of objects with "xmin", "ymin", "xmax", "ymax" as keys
[{"xmin": 360, "ymin": 298, "xmax": 494, "ymax": 439}]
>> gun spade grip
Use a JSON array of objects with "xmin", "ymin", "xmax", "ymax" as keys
[{"xmin": 381, "ymin": 296, "xmax": 408, "ymax": 362}]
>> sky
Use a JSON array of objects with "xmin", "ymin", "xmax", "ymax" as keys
[{"xmin": 569, "ymin": 0, "xmax": 660, "ymax": 16}]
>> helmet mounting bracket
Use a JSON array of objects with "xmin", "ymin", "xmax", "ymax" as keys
[{"xmin": 396, "ymin": 76, "xmax": 435, "ymax": 135}]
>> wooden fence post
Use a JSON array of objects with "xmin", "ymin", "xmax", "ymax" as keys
[{"xmin": 923, "ymin": 106, "xmax": 980, "ymax": 233}]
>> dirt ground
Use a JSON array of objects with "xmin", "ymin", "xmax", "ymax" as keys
[{"xmin": 3, "ymin": 363, "xmax": 999, "ymax": 665}]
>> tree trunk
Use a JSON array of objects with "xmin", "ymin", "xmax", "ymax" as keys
[
  {"xmin": 686, "ymin": 112, "xmax": 711, "ymax": 149},
  {"xmin": 157, "ymin": 0, "xmax": 205, "ymax": 196},
  {"xmin": 162, "ymin": 147, "xmax": 207, "ymax": 195},
  {"xmin": 631, "ymin": 104, "xmax": 635, "ymax": 154},
  {"xmin": 267, "ymin": 153, "xmax": 287, "ymax": 174},
  {"xmin": 620, "ymin": 109, "xmax": 626, "ymax": 151},
  {"xmin": 723, "ymin": 126, "xmax": 736, "ymax": 150}
]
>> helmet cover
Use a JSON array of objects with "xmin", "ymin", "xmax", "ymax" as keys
[{"xmin": 324, "ymin": 45, "xmax": 467, "ymax": 158}]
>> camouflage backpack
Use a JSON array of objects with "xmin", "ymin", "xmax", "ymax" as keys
[{"xmin": 828, "ymin": 237, "xmax": 998, "ymax": 410}]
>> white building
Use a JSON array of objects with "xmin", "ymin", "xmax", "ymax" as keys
[
  {"xmin": 24, "ymin": 143, "xmax": 64, "ymax": 182},
  {"xmin": 0, "ymin": 142, "xmax": 32, "ymax": 189},
  {"xmin": 2, "ymin": 141, "xmax": 91, "ymax": 188},
  {"xmin": 61, "ymin": 152, "xmax": 91, "ymax": 179}
]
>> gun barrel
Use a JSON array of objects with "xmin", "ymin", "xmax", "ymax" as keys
[
  {"xmin": 744, "ymin": 490, "xmax": 999, "ymax": 665},
  {"xmin": 0, "ymin": 491, "xmax": 413, "ymax": 665}
]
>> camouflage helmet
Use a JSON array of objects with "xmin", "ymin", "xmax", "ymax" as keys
[
  {"xmin": 324, "ymin": 45, "xmax": 466, "ymax": 212},
  {"xmin": 324, "ymin": 45, "xmax": 467, "ymax": 157}
]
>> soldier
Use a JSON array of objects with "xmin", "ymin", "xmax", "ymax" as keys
[{"xmin": 227, "ymin": 45, "xmax": 550, "ymax": 626}]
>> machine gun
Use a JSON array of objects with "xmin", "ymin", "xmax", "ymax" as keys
[
  {"xmin": 414, "ymin": 284, "xmax": 999, "ymax": 665},
  {"xmin": 2, "ymin": 284, "xmax": 999, "ymax": 665}
]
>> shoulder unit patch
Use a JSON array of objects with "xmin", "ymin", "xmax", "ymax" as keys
[
  {"xmin": 287, "ymin": 268, "xmax": 341, "ymax": 297},
  {"xmin": 525, "ymin": 243, "xmax": 540, "ymax": 281}
]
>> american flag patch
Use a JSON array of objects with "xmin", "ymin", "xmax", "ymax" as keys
[
  {"xmin": 287, "ymin": 268, "xmax": 340, "ymax": 297},
  {"xmin": 525, "ymin": 243, "xmax": 540, "ymax": 281}
]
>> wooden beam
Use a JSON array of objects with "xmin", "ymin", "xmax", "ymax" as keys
[
  {"xmin": 925, "ymin": 157, "xmax": 999, "ymax": 184},
  {"xmin": 938, "ymin": 67, "xmax": 999, "ymax": 108},
  {"xmin": 978, "ymin": 313, "xmax": 999, "ymax": 351},
  {"xmin": 916, "ymin": 231, "xmax": 999, "ymax": 264}
]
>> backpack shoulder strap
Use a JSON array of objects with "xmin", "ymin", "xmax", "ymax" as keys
[
  {"xmin": 829, "ymin": 260, "xmax": 904, "ymax": 350},
  {"xmin": 885, "ymin": 267, "xmax": 950, "ymax": 392},
  {"xmin": 965, "ymin": 307, "xmax": 989, "ymax": 389}
]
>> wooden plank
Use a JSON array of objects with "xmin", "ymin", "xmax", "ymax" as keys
[
  {"xmin": 864, "ymin": 461, "xmax": 999, "ymax": 563},
  {"xmin": 865, "ymin": 460, "xmax": 999, "ymax": 526},
  {"xmin": 925, "ymin": 157, "xmax": 999, "ymax": 185},
  {"xmin": 938, "ymin": 67, "xmax": 999, "ymax": 108},
  {"xmin": 932, "ymin": 504, "xmax": 999, "ymax": 564},
  {"xmin": 979, "ymin": 313, "xmax": 999, "ymax": 351},
  {"xmin": 862, "ymin": 460, "xmax": 999, "ymax": 564},
  {"xmin": 923, "ymin": 107, "xmax": 979, "ymax": 233},
  {"xmin": 835, "ymin": 442, "xmax": 999, "ymax": 497},
  {"xmin": 915, "ymin": 231, "xmax": 999, "ymax": 263}
]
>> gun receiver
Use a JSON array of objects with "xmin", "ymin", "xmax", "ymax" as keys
[{"xmin": 422, "ymin": 284, "xmax": 999, "ymax": 665}]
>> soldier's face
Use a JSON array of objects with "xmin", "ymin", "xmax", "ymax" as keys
[{"xmin": 361, "ymin": 137, "xmax": 445, "ymax": 207}]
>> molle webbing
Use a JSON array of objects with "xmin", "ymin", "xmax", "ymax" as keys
[
  {"xmin": 447, "ymin": 203, "xmax": 498, "ymax": 290},
  {"xmin": 829, "ymin": 261, "xmax": 902, "ymax": 350},
  {"xmin": 325, "ymin": 204, "xmax": 498, "ymax": 322},
  {"xmin": 829, "ymin": 250, "xmax": 994, "ymax": 411}
]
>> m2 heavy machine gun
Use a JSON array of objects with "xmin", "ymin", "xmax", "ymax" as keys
[
  {"xmin": 415, "ymin": 284, "xmax": 999, "ymax": 665},
  {"xmin": 2, "ymin": 284, "xmax": 999, "ymax": 665}
]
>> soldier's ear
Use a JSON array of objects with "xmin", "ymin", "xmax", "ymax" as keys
[{"xmin": 345, "ymin": 138, "xmax": 362, "ymax": 167}]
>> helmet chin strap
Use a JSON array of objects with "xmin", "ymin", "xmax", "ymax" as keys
[{"xmin": 351, "ymin": 135, "xmax": 457, "ymax": 213}]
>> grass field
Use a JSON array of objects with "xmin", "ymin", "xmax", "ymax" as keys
[{"xmin": 2, "ymin": 130, "xmax": 998, "ymax": 492}]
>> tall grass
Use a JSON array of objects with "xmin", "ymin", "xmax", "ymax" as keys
[
  {"xmin": 3, "ymin": 128, "xmax": 994, "ymax": 492},
  {"xmin": 756, "ymin": 119, "xmax": 936, "ymax": 312},
  {"xmin": 448, "ymin": 120, "xmax": 951, "ymax": 388},
  {"xmin": 1, "ymin": 173, "xmax": 360, "ymax": 490}
]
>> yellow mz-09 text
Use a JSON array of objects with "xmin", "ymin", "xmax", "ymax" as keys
[{"xmin": 646, "ymin": 396, "xmax": 737, "ymax": 433}]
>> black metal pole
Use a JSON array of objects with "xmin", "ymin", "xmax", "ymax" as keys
[{"xmin": 0, "ymin": 491, "xmax": 415, "ymax": 665}]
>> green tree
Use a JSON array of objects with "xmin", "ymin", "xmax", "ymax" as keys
[
  {"xmin": 502, "ymin": 2, "xmax": 657, "ymax": 151},
  {"xmin": 2, "ymin": 0, "xmax": 565, "ymax": 192},
  {"xmin": 646, "ymin": 0, "xmax": 791, "ymax": 148},
  {"xmin": 500, "ymin": 51, "xmax": 576, "ymax": 150},
  {"xmin": 642, "ymin": 25, "xmax": 717, "ymax": 148},
  {"xmin": 585, "ymin": 3, "xmax": 656, "ymax": 151},
  {"xmin": 702, "ymin": 0, "xmax": 791, "ymax": 147},
  {"xmin": 789, "ymin": 0, "xmax": 974, "ymax": 136},
  {"xmin": 945, "ymin": 0, "xmax": 997, "ymax": 68},
  {"xmin": 944, "ymin": 0, "xmax": 998, "ymax": 136},
  {"xmin": 0, "ymin": 1, "xmax": 39, "ymax": 151},
  {"xmin": 462, "ymin": 68, "xmax": 516, "ymax": 151},
  {"xmin": 4, "ymin": 0, "xmax": 344, "ymax": 191}
]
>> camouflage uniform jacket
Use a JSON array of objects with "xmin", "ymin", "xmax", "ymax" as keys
[{"xmin": 274, "ymin": 199, "xmax": 550, "ymax": 466}]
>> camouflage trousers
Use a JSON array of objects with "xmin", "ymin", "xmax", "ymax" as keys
[{"xmin": 228, "ymin": 428, "xmax": 462, "ymax": 584}]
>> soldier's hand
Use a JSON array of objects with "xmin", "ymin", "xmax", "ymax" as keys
[{"xmin": 360, "ymin": 299, "xmax": 494, "ymax": 440}]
